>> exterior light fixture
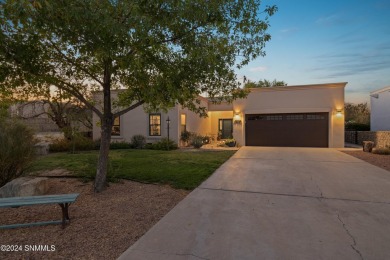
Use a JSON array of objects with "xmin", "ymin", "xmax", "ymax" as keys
[
  {"xmin": 234, "ymin": 112, "xmax": 242, "ymax": 124},
  {"xmin": 336, "ymin": 109, "xmax": 343, "ymax": 117}
]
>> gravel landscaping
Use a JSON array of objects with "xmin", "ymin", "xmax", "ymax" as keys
[
  {"xmin": 0, "ymin": 178, "xmax": 189, "ymax": 260},
  {"xmin": 342, "ymin": 150, "xmax": 390, "ymax": 171}
]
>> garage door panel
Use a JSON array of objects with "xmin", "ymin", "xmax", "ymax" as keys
[{"xmin": 245, "ymin": 113, "xmax": 328, "ymax": 147}]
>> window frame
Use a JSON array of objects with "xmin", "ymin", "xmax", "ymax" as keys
[
  {"xmin": 149, "ymin": 113, "xmax": 161, "ymax": 136},
  {"xmin": 111, "ymin": 116, "xmax": 121, "ymax": 136}
]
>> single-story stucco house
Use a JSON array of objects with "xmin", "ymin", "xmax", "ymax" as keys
[
  {"xmin": 93, "ymin": 82, "xmax": 347, "ymax": 148},
  {"xmin": 370, "ymin": 86, "xmax": 390, "ymax": 131}
]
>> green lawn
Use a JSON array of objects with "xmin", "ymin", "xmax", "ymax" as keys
[{"xmin": 29, "ymin": 149, "xmax": 236, "ymax": 190}]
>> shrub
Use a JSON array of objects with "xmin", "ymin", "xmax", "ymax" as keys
[
  {"xmin": 372, "ymin": 148, "xmax": 390, "ymax": 155},
  {"xmin": 191, "ymin": 134, "xmax": 204, "ymax": 148},
  {"xmin": 225, "ymin": 139, "xmax": 236, "ymax": 147},
  {"xmin": 130, "ymin": 134, "xmax": 146, "ymax": 149},
  {"xmin": 110, "ymin": 141, "xmax": 132, "ymax": 149},
  {"xmin": 345, "ymin": 122, "xmax": 370, "ymax": 131},
  {"xmin": 0, "ymin": 119, "xmax": 37, "ymax": 187},
  {"xmin": 149, "ymin": 138, "xmax": 178, "ymax": 150},
  {"xmin": 49, "ymin": 136, "xmax": 95, "ymax": 153},
  {"xmin": 180, "ymin": 131, "xmax": 192, "ymax": 143},
  {"xmin": 203, "ymin": 135, "xmax": 211, "ymax": 144}
]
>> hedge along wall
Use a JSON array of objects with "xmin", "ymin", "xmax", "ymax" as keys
[{"xmin": 345, "ymin": 131, "xmax": 390, "ymax": 148}]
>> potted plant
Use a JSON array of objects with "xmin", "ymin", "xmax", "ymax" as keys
[{"xmin": 225, "ymin": 139, "xmax": 236, "ymax": 147}]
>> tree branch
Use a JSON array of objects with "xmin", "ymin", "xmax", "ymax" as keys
[
  {"xmin": 47, "ymin": 39, "xmax": 104, "ymax": 86},
  {"xmin": 53, "ymin": 80, "xmax": 103, "ymax": 118},
  {"xmin": 113, "ymin": 100, "xmax": 144, "ymax": 117}
]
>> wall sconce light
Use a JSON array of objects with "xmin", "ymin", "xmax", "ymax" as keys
[
  {"xmin": 335, "ymin": 109, "xmax": 343, "ymax": 117},
  {"xmin": 234, "ymin": 112, "xmax": 242, "ymax": 124}
]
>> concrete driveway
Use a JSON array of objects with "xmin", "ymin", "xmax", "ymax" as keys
[{"xmin": 119, "ymin": 147, "xmax": 390, "ymax": 260}]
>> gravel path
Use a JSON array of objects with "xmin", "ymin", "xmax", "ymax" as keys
[
  {"xmin": 342, "ymin": 150, "xmax": 390, "ymax": 172},
  {"xmin": 0, "ymin": 178, "xmax": 189, "ymax": 260}
]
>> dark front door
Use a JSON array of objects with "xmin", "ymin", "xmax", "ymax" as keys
[
  {"xmin": 219, "ymin": 119, "xmax": 233, "ymax": 139},
  {"xmin": 245, "ymin": 113, "xmax": 329, "ymax": 147}
]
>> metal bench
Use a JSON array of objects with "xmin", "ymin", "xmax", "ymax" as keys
[{"xmin": 0, "ymin": 193, "xmax": 79, "ymax": 229}]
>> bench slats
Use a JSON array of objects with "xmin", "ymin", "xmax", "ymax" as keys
[{"xmin": 0, "ymin": 194, "xmax": 79, "ymax": 208}]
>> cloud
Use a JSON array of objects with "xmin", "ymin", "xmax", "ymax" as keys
[
  {"xmin": 316, "ymin": 14, "xmax": 344, "ymax": 26},
  {"xmin": 249, "ymin": 66, "xmax": 267, "ymax": 72},
  {"xmin": 309, "ymin": 44, "xmax": 390, "ymax": 79},
  {"xmin": 280, "ymin": 27, "xmax": 298, "ymax": 34}
]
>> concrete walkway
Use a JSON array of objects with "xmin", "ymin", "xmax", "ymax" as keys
[{"xmin": 119, "ymin": 147, "xmax": 390, "ymax": 260}]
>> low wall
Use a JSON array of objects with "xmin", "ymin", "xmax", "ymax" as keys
[{"xmin": 345, "ymin": 131, "xmax": 390, "ymax": 148}]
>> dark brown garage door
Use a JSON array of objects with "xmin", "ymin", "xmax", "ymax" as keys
[{"xmin": 245, "ymin": 113, "xmax": 329, "ymax": 147}]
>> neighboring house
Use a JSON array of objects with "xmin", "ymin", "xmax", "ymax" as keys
[
  {"xmin": 92, "ymin": 82, "xmax": 346, "ymax": 148},
  {"xmin": 9, "ymin": 101, "xmax": 61, "ymax": 132},
  {"xmin": 9, "ymin": 101, "xmax": 92, "ymax": 134},
  {"xmin": 370, "ymin": 86, "xmax": 390, "ymax": 131}
]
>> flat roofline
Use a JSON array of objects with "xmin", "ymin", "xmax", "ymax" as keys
[
  {"xmin": 370, "ymin": 86, "xmax": 390, "ymax": 95},
  {"xmin": 247, "ymin": 82, "xmax": 348, "ymax": 92}
]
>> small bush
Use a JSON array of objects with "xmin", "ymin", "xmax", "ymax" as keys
[
  {"xmin": 191, "ymin": 134, "xmax": 204, "ymax": 148},
  {"xmin": 149, "ymin": 138, "xmax": 178, "ymax": 150},
  {"xmin": 203, "ymin": 135, "xmax": 211, "ymax": 144},
  {"xmin": 130, "ymin": 134, "xmax": 146, "ymax": 149},
  {"xmin": 345, "ymin": 122, "xmax": 370, "ymax": 131},
  {"xmin": 0, "ymin": 119, "xmax": 37, "ymax": 187},
  {"xmin": 144, "ymin": 143, "xmax": 154, "ymax": 149},
  {"xmin": 372, "ymin": 148, "xmax": 390, "ymax": 155},
  {"xmin": 225, "ymin": 139, "xmax": 236, "ymax": 147},
  {"xmin": 49, "ymin": 136, "xmax": 95, "ymax": 153},
  {"xmin": 110, "ymin": 141, "xmax": 132, "ymax": 149},
  {"xmin": 49, "ymin": 139, "xmax": 71, "ymax": 152},
  {"xmin": 180, "ymin": 131, "xmax": 192, "ymax": 143}
]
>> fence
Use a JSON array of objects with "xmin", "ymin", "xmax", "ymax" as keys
[{"xmin": 345, "ymin": 131, "xmax": 390, "ymax": 148}]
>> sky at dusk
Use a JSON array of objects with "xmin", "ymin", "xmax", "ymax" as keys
[{"xmin": 238, "ymin": 0, "xmax": 390, "ymax": 104}]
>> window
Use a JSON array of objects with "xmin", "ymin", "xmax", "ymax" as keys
[
  {"xmin": 180, "ymin": 114, "xmax": 186, "ymax": 133},
  {"xmin": 307, "ymin": 114, "xmax": 325, "ymax": 120},
  {"xmin": 286, "ymin": 114, "xmax": 304, "ymax": 120},
  {"xmin": 149, "ymin": 114, "xmax": 161, "ymax": 136},
  {"xmin": 112, "ymin": 117, "xmax": 120, "ymax": 136},
  {"xmin": 266, "ymin": 115, "xmax": 283, "ymax": 121},
  {"xmin": 247, "ymin": 115, "xmax": 266, "ymax": 121}
]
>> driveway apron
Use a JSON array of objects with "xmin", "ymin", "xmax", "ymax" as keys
[{"xmin": 118, "ymin": 147, "xmax": 390, "ymax": 260}]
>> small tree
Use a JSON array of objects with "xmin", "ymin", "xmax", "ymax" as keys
[
  {"xmin": 344, "ymin": 103, "xmax": 370, "ymax": 125},
  {"xmin": 244, "ymin": 79, "xmax": 287, "ymax": 88},
  {"xmin": 0, "ymin": 0, "xmax": 278, "ymax": 192}
]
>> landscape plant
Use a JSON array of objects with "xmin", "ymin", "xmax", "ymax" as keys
[
  {"xmin": 191, "ymin": 134, "xmax": 204, "ymax": 149},
  {"xmin": 130, "ymin": 135, "xmax": 146, "ymax": 149},
  {"xmin": 0, "ymin": 119, "xmax": 36, "ymax": 187},
  {"xmin": 149, "ymin": 138, "xmax": 178, "ymax": 151}
]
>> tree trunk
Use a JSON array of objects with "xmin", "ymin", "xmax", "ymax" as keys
[
  {"xmin": 94, "ymin": 61, "xmax": 113, "ymax": 192},
  {"xmin": 94, "ymin": 120, "xmax": 112, "ymax": 192}
]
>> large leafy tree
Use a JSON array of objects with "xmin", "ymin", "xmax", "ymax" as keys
[
  {"xmin": 0, "ymin": 0, "xmax": 277, "ymax": 192},
  {"xmin": 244, "ymin": 79, "xmax": 287, "ymax": 88}
]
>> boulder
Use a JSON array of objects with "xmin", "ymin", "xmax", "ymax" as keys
[
  {"xmin": 363, "ymin": 141, "xmax": 375, "ymax": 153},
  {"xmin": 34, "ymin": 142, "xmax": 50, "ymax": 155},
  {"xmin": 0, "ymin": 177, "xmax": 49, "ymax": 198}
]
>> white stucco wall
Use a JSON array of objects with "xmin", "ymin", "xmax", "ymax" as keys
[
  {"xmin": 232, "ymin": 83, "xmax": 346, "ymax": 148},
  {"xmin": 92, "ymin": 91, "xmax": 180, "ymax": 144},
  {"xmin": 179, "ymin": 98, "xmax": 211, "ymax": 137},
  {"xmin": 371, "ymin": 87, "xmax": 390, "ymax": 131}
]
